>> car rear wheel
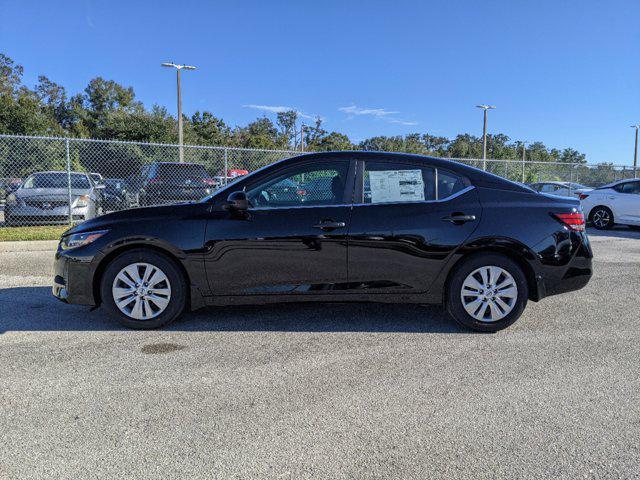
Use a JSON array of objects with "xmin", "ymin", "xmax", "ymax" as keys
[
  {"xmin": 590, "ymin": 206, "xmax": 614, "ymax": 230},
  {"xmin": 446, "ymin": 253, "xmax": 528, "ymax": 332},
  {"xmin": 100, "ymin": 249, "xmax": 187, "ymax": 329}
]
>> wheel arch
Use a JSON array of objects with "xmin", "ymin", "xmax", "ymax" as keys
[
  {"xmin": 92, "ymin": 243, "xmax": 192, "ymax": 309},
  {"xmin": 442, "ymin": 239, "xmax": 541, "ymax": 304}
]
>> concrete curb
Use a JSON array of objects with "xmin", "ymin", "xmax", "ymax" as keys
[{"xmin": 0, "ymin": 240, "xmax": 58, "ymax": 253}]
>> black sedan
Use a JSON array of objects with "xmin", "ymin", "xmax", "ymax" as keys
[{"xmin": 53, "ymin": 152, "xmax": 593, "ymax": 332}]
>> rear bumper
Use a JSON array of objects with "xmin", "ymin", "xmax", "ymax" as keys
[{"xmin": 534, "ymin": 230, "xmax": 593, "ymax": 300}]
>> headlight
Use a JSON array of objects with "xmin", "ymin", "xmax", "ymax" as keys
[
  {"xmin": 60, "ymin": 230, "xmax": 108, "ymax": 250},
  {"xmin": 6, "ymin": 193, "xmax": 17, "ymax": 206},
  {"xmin": 75, "ymin": 194, "xmax": 90, "ymax": 208}
]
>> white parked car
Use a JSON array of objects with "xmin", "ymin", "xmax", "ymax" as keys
[
  {"xmin": 528, "ymin": 181, "xmax": 592, "ymax": 199},
  {"xmin": 580, "ymin": 179, "xmax": 640, "ymax": 229}
]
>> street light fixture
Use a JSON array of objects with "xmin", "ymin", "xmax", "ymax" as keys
[
  {"xmin": 162, "ymin": 62, "xmax": 197, "ymax": 162},
  {"xmin": 476, "ymin": 105, "xmax": 496, "ymax": 170},
  {"xmin": 631, "ymin": 125, "xmax": 639, "ymax": 178}
]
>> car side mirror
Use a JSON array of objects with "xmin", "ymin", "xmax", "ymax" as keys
[{"xmin": 225, "ymin": 191, "xmax": 249, "ymax": 211}]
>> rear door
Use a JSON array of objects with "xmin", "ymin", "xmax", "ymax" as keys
[{"xmin": 347, "ymin": 158, "xmax": 482, "ymax": 294}]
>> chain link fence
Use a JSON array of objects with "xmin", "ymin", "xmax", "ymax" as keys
[{"xmin": 0, "ymin": 134, "xmax": 636, "ymax": 233}]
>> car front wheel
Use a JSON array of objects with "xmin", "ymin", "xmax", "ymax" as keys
[
  {"xmin": 100, "ymin": 249, "xmax": 187, "ymax": 329},
  {"xmin": 446, "ymin": 253, "xmax": 528, "ymax": 332}
]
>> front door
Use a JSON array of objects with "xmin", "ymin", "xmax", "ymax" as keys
[{"xmin": 204, "ymin": 159, "xmax": 354, "ymax": 296}]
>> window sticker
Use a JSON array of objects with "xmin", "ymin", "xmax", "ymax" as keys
[{"xmin": 369, "ymin": 169, "xmax": 425, "ymax": 203}]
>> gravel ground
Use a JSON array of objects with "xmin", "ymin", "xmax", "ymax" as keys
[{"xmin": 1, "ymin": 229, "xmax": 639, "ymax": 479}]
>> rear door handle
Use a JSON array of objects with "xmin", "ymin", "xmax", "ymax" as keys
[
  {"xmin": 313, "ymin": 220, "xmax": 346, "ymax": 231},
  {"xmin": 442, "ymin": 214, "xmax": 476, "ymax": 224}
]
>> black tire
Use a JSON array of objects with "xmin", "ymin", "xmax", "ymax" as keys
[
  {"xmin": 589, "ymin": 206, "xmax": 614, "ymax": 230},
  {"xmin": 100, "ymin": 249, "xmax": 187, "ymax": 329},
  {"xmin": 446, "ymin": 253, "xmax": 528, "ymax": 333}
]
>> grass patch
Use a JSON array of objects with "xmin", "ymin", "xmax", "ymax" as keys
[{"xmin": 0, "ymin": 225, "xmax": 69, "ymax": 241}]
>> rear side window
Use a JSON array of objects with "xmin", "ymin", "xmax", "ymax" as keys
[
  {"xmin": 437, "ymin": 170, "xmax": 468, "ymax": 199},
  {"xmin": 363, "ymin": 162, "xmax": 435, "ymax": 204},
  {"xmin": 362, "ymin": 162, "xmax": 469, "ymax": 204},
  {"xmin": 615, "ymin": 181, "xmax": 640, "ymax": 194}
]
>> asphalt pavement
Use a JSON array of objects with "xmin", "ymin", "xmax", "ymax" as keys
[{"xmin": 1, "ymin": 229, "xmax": 639, "ymax": 479}]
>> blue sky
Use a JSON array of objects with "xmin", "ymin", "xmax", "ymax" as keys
[{"xmin": 1, "ymin": 0, "xmax": 639, "ymax": 164}]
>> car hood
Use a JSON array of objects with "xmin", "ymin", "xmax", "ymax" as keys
[
  {"xmin": 65, "ymin": 202, "xmax": 201, "ymax": 235},
  {"xmin": 14, "ymin": 187, "xmax": 91, "ymax": 198}
]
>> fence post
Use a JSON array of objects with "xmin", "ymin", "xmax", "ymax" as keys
[
  {"xmin": 223, "ymin": 148, "xmax": 228, "ymax": 186},
  {"xmin": 66, "ymin": 138, "xmax": 72, "ymax": 226},
  {"xmin": 521, "ymin": 158, "xmax": 525, "ymax": 183}
]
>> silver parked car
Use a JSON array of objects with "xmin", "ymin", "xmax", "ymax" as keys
[
  {"xmin": 528, "ymin": 181, "xmax": 592, "ymax": 199},
  {"xmin": 4, "ymin": 171, "xmax": 104, "ymax": 226}
]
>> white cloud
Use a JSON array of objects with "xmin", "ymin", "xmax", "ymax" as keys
[
  {"xmin": 338, "ymin": 106, "xmax": 398, "ymax": 117},
  {"xmin": 243, "ymin": 104, "xmax": 316, "ymax": 120},
  {"xmin": 388, "ymin": 119, "xmax": 419, "ymax": 126},
  {"xmin": 339, "ymin": 104, "xmax": 418, "ymax": 126}
]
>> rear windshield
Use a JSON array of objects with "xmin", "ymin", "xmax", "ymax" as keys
[
  {"xmin": 156, "ymin": 164, "xmax": 209, "ymax": 177},
  {"xmin": 22, "ymin": 173, "xmax": 91, "ymax": 189}
]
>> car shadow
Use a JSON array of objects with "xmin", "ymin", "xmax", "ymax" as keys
[
  {"xmin": 586, "ymin": 226, "xmax": 640, "ymax": 239},
  {"xmin": 0, "ymin": 286, "xmax": 469, "ymax": 334}
]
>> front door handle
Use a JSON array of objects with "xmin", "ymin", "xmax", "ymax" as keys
[
  {"xmin": 442, "ymin": 213, "xmax": 476, "ymax": 225},
  {"xmin": 313, "ymin": 220, "xmax": 346, "ymax": 231}
]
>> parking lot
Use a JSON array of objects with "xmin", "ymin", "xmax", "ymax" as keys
[{"xmin": 1, "ymin": 229, "xmax": 639, "ymax": 479}]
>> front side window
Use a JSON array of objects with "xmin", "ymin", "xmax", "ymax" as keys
[{"xmin": 246, "ymin": 161, "xmax": 350, "ymax": 208}]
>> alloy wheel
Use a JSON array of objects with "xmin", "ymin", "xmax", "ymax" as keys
[
  {"xmin": 592, "ymin": 209, "xmax": 611, "ymax": 229},
  {"xmin": 460, "ymin": 266, "xmax": 518, "ymax": 322},
  {"xmin": 111, "ymin": 262, "xmax": 172, "ymax": 320}
]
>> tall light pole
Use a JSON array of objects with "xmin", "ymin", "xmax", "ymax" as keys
[
  {"xmin": 300, "ymin": 124, "xmax": 307, "ymax": 152},
  {"xmin": 162, "ymin": 62, "xmax": 197, "ymax": 162},
  {"xmin": 519, "ymin": 140, "xmax": 528, "ymax": 183},
  {"xmin": 476, "ymin": 105, "xmax": 496, "ymax": 170},
  {"xmin": 631, "ymin": 125, "xmax": 639, "ymax": 178}
]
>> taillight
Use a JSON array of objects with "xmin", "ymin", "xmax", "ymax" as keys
[
  {"xmin": 296, "ymin": 189, "xmax": 307, "ymax": 196},
  {"xmin": 202, "ymin": 178, "xmax": 216, "ymax": 185},
  {"xmin": 553, "ymin": 212, "xmax": 585, "ymax": 232},
  {"xmin": 578, "ymin": 193, "xmax": 589, "ymax": 200}
]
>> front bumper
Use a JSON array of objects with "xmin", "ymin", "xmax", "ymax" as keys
[
  {"xmin": 52, "ymin": 248, "xmax": 96, "ymax": 306},
  {"xmin": 7, "ymin": 204, "xmax": 89, "ymax": 225}
]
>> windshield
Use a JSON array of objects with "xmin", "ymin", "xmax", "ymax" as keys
[
  {"xmin": 22, "ymin": 173, "xmax": 91, "ymax": 189},
  {"xmin": 157, "ymin": 163, "xmax": 209, "ymax": 178}
]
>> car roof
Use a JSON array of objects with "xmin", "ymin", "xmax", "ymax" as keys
[
  {"xmin": 149, "ymin": 162, "xmax": 205, "ymax": 166},
  {"xmin": 597, "ymin": 178, "xmax": 639, "ymax": 189},
  {"xmin": 29, "ymin": 171, "xmax": 89, "ymax": 176},
  {"xmin": 277, "ymin": 151, "xmax": 531, "ymax": 192}
]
